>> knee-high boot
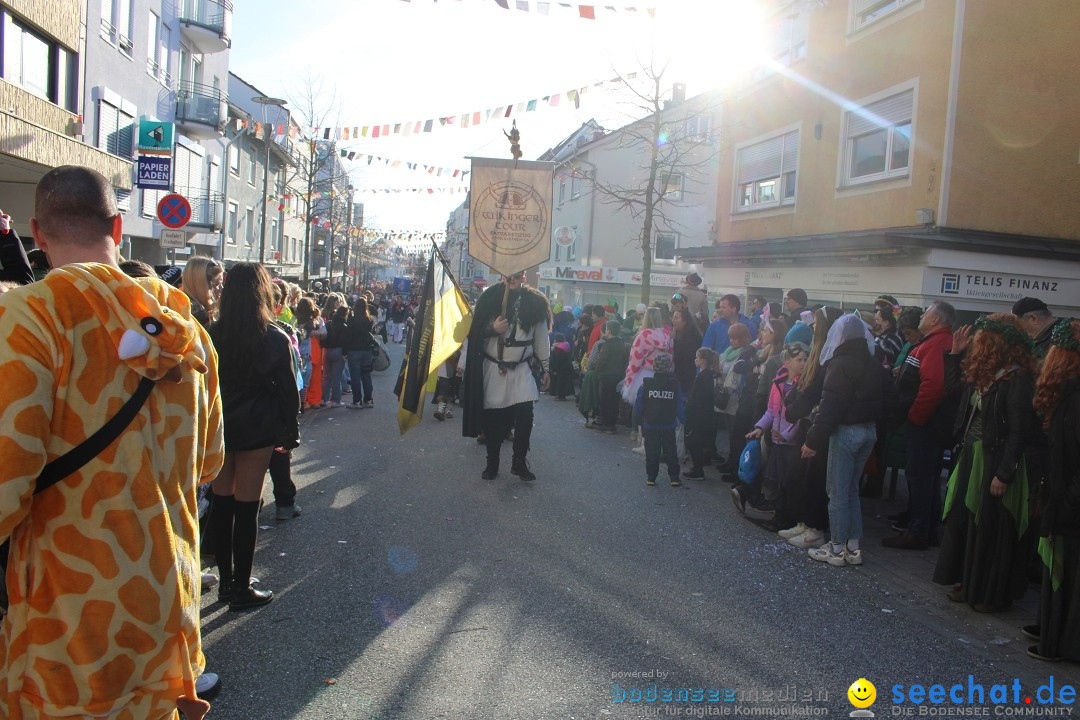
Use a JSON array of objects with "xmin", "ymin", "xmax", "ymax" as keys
[
  {"xmin": 209, "ymin": 493, "xmax": 235, "ymax": 600},
  {"xmin": 229, "ymin": 500, "xmax": 273, "ymax": 610}
]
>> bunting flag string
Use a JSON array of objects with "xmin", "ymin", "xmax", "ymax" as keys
[
  {"xmin": 401, "ymin": 0, "xmax": 656, "ymax": 19},
  {"xmin": 281, "ymin": 70, "xmax": 647, "ymax": 142},
  {"xmin": 336, "ymin": 150, "xmax": 470, "ymax": 180}
]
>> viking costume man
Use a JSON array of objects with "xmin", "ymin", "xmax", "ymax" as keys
[{"xmin": 463, "ymin": 274, "xmax": 552, "ymax": 480}]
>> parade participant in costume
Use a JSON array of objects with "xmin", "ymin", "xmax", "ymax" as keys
[
  {"xmin": 678, "ymin": 272, "xmax": 709, "ymax": 334},
  {"xmin": 1030, "ymin": 319, "xmax": 1080, "ymax": 661},
  {"xmin": 0, "ymin": 167, "xmax": 223, "ymax": 719},
  {"xmin": 463, "ymin": 272, "xmax": 552, "ymax": 481},
  {"xmin": 933, "ymin": 314, "xmax": 1038, "ymax": 610}
]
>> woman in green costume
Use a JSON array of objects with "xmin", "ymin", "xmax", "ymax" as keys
[{"xmin": 933, "ymin": 313, "xmax": 1039, "ymax": 612}]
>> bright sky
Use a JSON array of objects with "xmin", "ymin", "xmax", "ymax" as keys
[{"xmin": 229, "ymin": 0, "xmax": 769, "ymax": 234}]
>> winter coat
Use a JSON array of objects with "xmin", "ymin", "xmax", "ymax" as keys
[
  {"xmin": 596, "ymin": 335, "xmax": 630, "ymax": 380},
  {"xmin": 755, "ymin": 367, "xmax": 802, "ymax": 445},
  {"xmin": 673, "ymin": 324, "xmax": 703, "ymax": 394},
  {"xmin": 944, "ymin": 353, "xmax": 1039, "ymax": 486},
  {"xmin": 805, "ymin": 339, "xmax": 893, "ymax": 452},
  {"xmin": 343, "ymin": 314, "xmax": 376, "ymax": 352},
  {"xmin": 1044, "ymin": 379, "xmax": 1080, "ymax": 536}
]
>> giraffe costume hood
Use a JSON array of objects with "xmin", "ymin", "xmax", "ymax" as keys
[{"xmin": 0, "ymin": 263, "xmax": 224, "ymax": 720}]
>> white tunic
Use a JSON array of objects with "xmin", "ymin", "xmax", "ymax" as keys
[{"xmin": 480, "ymin": 320, "xmax": 550, "ymax": 409}]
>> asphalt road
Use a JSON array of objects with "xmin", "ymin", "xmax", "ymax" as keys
[{"xmin": 201, "ymin": 342, "xmax": 1079, "ymax": 720}]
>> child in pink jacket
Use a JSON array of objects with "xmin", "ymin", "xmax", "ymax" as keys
[{"xmin": 732, "ymin": 342, "xmax": 810, "ymax": 519}]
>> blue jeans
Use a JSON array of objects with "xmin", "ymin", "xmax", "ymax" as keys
[
  {"xmin": 346, "ymin": 350, "xmax": 374, "ymax": 404},
  {"xmin": 826, "ymin": 422, "xmax": 877, "ymax": 544},
  {"xmin": 323, "ymin": 348, "xmax": 345, "ymax": 403}
]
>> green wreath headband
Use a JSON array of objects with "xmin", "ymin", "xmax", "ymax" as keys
[
  {"xmin": 974, "ymin": 315, "xmax": 1034, "ymax": 351},
  {"xmin": 1051, "ymin": 318, "xmax": 1080, "ymax": 352}
]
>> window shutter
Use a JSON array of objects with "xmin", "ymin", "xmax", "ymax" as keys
[
  {"xmin": 100, "ymin": 0, "xmax": 113, "ymax": 30},
  {"xmin": 780, "ymin": 130, "xmax": 799, "ymax": 173},
  {"xmin": 738, "ymin": 135, "xmax": 784, "ymax": 184},
  {"xmin": 115, "ymin": 188, "xmax": 131, "ymax": 214},
  {"xmin": 117, "ymin": 111, "xmax": 134, "ymax": 159},
  {"xmin": 848, "ymin": 89, "xmax": 913, "ymax": 137},
  {"xmin": 174, "ymin": 146, "xmax": 191, "ymax": 194},
  {"xmin": 855, "ymin": 0, "xmax": 882, "ymax": 12},
  {"xmin": 98, "ymin": 100, "xmax": 118, "ymax": 152}
]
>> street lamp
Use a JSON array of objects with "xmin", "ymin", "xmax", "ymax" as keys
[{"xmin": 252, "ymin": 95, "xmax": 287, "ymax": 265}]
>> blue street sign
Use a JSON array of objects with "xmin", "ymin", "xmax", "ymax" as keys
[{"xmin": 136, "ymin": 156, "xmax": 172, "ymax": 189}]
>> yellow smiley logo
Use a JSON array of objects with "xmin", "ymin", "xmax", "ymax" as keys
[{"xmin": 848, "ymin": 678, "xmax": 876, "ymax": 709}]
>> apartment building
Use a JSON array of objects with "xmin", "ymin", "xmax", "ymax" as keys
[
  {"xmin": 681, "ymin": 0, "xmax": 1080, "ymax": 315},
  {"xmin": 0, "ymin": 0, "xmax": 130, "ymax": 237},
  {"xmin": 536, "ymin": 91, "xmax": 720, "ymax": 312},
  {"xmin": 82, "ymin": 0, "xmax": 231, "ymax": 264}
]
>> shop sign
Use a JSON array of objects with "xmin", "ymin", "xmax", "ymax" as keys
[
  {"xmin": 924, "ymin": 268, "xmax": 1078, "ymax": 306},
  {"xmin": 539, "ymin": 265, "xmax": 614, "ymax": 283}
]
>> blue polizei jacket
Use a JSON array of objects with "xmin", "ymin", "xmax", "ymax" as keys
[{"xmin": 635, "ymin": 373, "xmax": 686, "ymax": 431}]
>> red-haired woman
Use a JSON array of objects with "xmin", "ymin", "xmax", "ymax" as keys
[
  {"xmin": 933, "ymin": 314, "xmax": 1039, "ymax": 612},
  {"xmin": 1029, "ymin": 319, "xmax": 1080, "ymax": 661}
]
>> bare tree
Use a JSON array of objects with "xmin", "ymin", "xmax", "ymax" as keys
[
  {"xmin": 588, "ymin": 59, "xmax": 721, "ymax": 303},
  {"xmin": 285, "ymin": 74, "xmax": 354, "ymax": 285}
]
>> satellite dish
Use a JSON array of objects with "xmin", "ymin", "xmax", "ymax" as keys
[{"xmin": 553, "ymin": 226, "xmax": 576, "ymax": 247}]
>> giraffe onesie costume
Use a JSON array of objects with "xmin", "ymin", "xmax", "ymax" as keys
[{"xmin": 0, "ymin": 263, "xmax": 224, "ymax": 719}]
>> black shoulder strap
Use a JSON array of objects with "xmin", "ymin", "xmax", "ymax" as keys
[{"xmin": 35, "ymin": 376, "xmax": 157, "ymax": 495}]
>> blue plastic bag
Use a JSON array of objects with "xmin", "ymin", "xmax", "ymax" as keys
[{"xmin": 737, "ymin": 438, "xmax": 762, "ymax": 484}]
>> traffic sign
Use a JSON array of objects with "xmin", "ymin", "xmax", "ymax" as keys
[
  {"xmin": 157, "ymin": 193, "xmax": 191, "ymax": 229},
  {"xmin": 160, "ymin": 229, "xmax": 186, "ymax": 249}
]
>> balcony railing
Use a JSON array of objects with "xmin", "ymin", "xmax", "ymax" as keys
[
  {"xmin": 175, "ymin": 81, "xmax": 227, "ymax": 138},
  {"xmin": 178, "ymin": 0, "xmax": 232, "ymax": 53},
  {"xmin": 173, "ymin": 187, "xmax": 223, "ymax": 229}
]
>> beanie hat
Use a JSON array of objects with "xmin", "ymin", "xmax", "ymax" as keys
[
  {"xmin": 785, "ymin": 322, "xmax": 813, "ymax": 347},
  {"xmin": 785, "ymin": 288, "xmax": 808, "ymax": 306},
  {"xmin": 653, "ymin": 352, "xmax": 672, "ymax": 373}
]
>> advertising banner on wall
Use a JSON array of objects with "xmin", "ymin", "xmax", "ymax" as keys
[{"xmin": 468, "ymin": 157, "xmax": 555, "ymax": 277}]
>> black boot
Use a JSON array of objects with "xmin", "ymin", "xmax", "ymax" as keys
[
  {"xmin": 229, "ymin": 499, "xmax": 273, "ymax": 611},
  {"xmin": 209, "ymin": 493, "xmax": 235, "ymax": 603},
  {"xmin": 511, "ymin": 455, "xmax": 536, "ymax": 481},
  {"xmin": 481, "ymin": 459, "xmax": 499, "ymax": 480}
]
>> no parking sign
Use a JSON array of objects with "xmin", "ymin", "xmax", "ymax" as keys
[{"xmin": 157, "ymin": 194, "xmax": 191, "ymax": 229}]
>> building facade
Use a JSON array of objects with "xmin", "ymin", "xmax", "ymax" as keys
[
  {"xmin": 84, "ymin": 0, "xmax": 231, "ymax": 264},
  {"xmin": 536, "ymin": 91, "xmax": 721, "ymax": 314},
  {"xmin": 681, "ymin": 0, "xmax": 1080, "ymax": 316},
  {"xmin": 1, "ymin": 0, "xmax": 131, "ymax": 238}
]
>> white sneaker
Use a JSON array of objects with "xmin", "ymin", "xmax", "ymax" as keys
[
  {"xmin": 777, "ymin": 522, "xmax": 807, "ymax": 539},
  {"xmin": 201, "ymin": 572, "xmax": 218, "ymax": 591},
  {"xmin": 632, "ymin": 444, "xmax": 646, "ymax": 455},
  {"xmin": 808, "ymin": 543, "xmax": 848, "ymax": 567},
  {"xmin": 787, "ymin": 528, "xmax": 824, "ymax": 547},
  {"xmin": 195, "ymin": 671, "xmax": 220, "ymax": 697},
  {"xmin": 845, "ymin": 548, "xmax": 864, "ymax": 566}
]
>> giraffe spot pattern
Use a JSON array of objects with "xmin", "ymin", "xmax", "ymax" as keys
[{"xmin": 0, "ymin": 265, "xmax": 224, "ymax": 718}]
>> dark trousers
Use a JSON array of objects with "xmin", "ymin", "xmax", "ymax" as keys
[
  {"xmin": 645, "ymin": 427, "xmax": 679, "ymax": 482},
  {"xmin": 905, "ymin": 422, "xmax": 944, "ymax": 541},
  {"xmin": 268, "ymin": 448, "xmax": 296, "ymax": 508},
  {"xmin": 598, "ymin": 375, "xmax": 621, "ymax": 428},
  {"xmin": 482, "ymin": 401, "xmax": 534, "ymax": 467}
]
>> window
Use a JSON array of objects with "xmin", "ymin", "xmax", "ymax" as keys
[
  {"xmin": 661, "ymin": 173, "xmax": 684, "ymax": 200},
  {"xmin": 2, "ymin": 12, "xmax": 78, "ymax": 110},
  {"xmin": 115, "ymin": 188, "xmax": 131, "ymax": 214},
  {"xmin": 570, "ymin": 172, "xmax": 581, "ymax": 199},
  {"xmin": 750, "ymin": 9, "xmax": 808, "ymax": 82},
  {"xmin": 735, "ymin": 129, "xmax": 799, "ymax": 211},
  {"xmin": 141, "ymin": 189, "xmax": 163, "ymax": 218},
  {"xmin": 228, "ymin": 145, "xmax": 239, "ymax": 175},
  {"xmin": 271, "ymin": 219, "xmax": 279, "ymax": 252},
  {"xmin": 843, "ymin": 88, "xmax": 913, "ymax": 185},
  {"xmin": 654, "ymin": 233, "xmax": 678, "ymax": 264},
  {"xmin": 245, "ymin": 208, "xmax": 255, "ymax": 245},
  {"xmin": 146, "ymin": 11, "xmax": 169, "ymax": 83},
  {"xmin": 227, "ymin": 202, "xmax": 238, "ymax": 244},
  {"xmin": 686, "ymin": 114, "xmax": 712, "ymax": 143},
  {"xmin": 558, "ymin": 177, "xmax": 566, "ymax": 203},
  {"xmin": 854, "ymin": 0, "xmax": 916, "ymax": 29},
  {"xmin": 247, "ymin": 149, "xmax": 256, "ymax": 185},
  {"xmin": 99, "ymin": 0, "xmax": 132, "ymax": 52},
  {"xmin": 97, "ymin": 99, "xmax": 135, "ymax": 158}
]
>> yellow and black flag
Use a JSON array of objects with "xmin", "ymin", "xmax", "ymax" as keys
[{"xmin": 397, "ymin": 245, "xmax": 472, "ymax": 435}]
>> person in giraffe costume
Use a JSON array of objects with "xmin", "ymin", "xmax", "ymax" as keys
[{"xmin": 0, "ymin": 166, "xmax": 224, "ymax": 719}]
